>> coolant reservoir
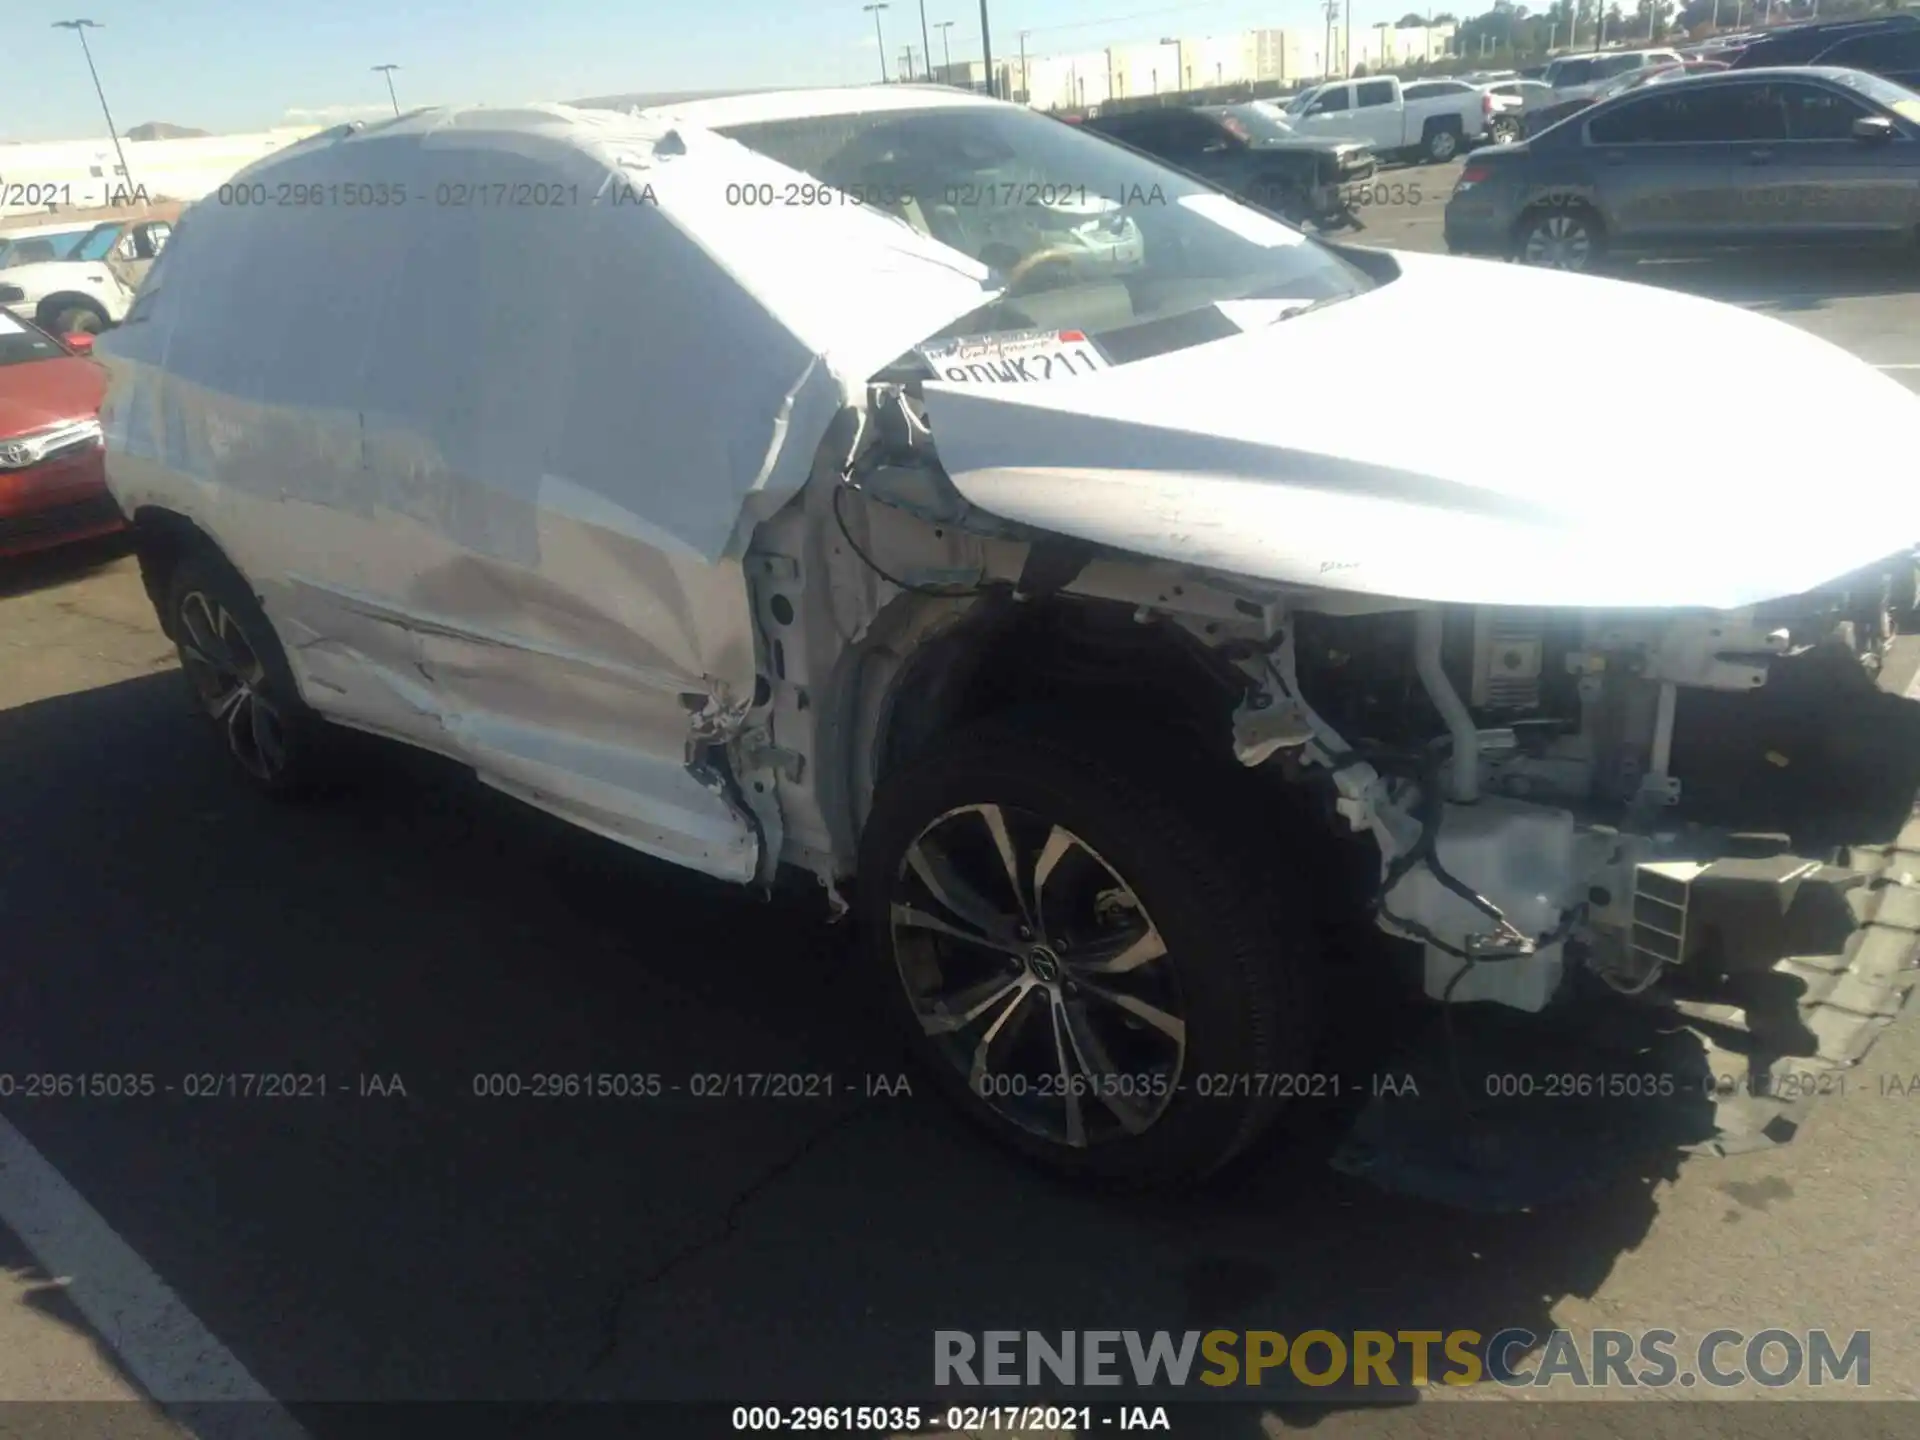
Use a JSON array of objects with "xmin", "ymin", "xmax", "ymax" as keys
[{"xmin": 1382, "ymin": 796, "xmax": 1578, "ymax": 1013}]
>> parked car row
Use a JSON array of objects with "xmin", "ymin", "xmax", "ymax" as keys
[{"xmin": 1444, "ymin": 63, "xmax": 1920, "ymax": 271}]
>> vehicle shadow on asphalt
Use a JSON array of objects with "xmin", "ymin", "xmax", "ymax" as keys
[
  {"xmin": 0, "ymin": 533, "xmax": 134, "ymax": 599},
  {"xmin": 0, "ymin": 673, "xmax": 1778, "ymax": 1426}
]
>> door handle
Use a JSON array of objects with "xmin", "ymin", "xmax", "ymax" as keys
[{"xmin": 1745, "ymin": 148, "xmax": 1775, "ymax": 164}]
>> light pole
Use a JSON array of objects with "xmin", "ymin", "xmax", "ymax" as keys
[
  {"xmin": 1018, "ymin": 29, "xmax": 1031, "ymax": 103},
  {"xmin": 1344, "ymin": 0, "xmax": 1353, "ymax": 77},
  {"xmin": 51, "ymin": 20, "xmax": 132, "ymax": 195},
  {"xmin": 917, "ymin": 0, "xmax": 933, "ymax": 81},
  {"xmin": 936, "ymin": 20, "xmax": 955, "ymax": 82},
  {"xmin": 901, "ymin": 45, "xmax": 918, "ymax": 82},
  {"xmin": 372, "ymin": 63, "xmax": 401, "ymax": 116},
  {"xmin": 864, "ymin": 3, "xmax": 891, "ymax": 83},
  {"xmin": 979, "ymin": 0, "xmax": 996, "ymax": 98}
]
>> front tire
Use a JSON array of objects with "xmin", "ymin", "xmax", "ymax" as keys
[
  {"xmin": 1424, "ymin": 125, "xmax": 1461, "ymax": 163},
  {"xmin": 165, "ymin": 549, "xmax": 330, "ymax": 797},
  {"xmin": 1515, "ymin": 204, "xmax": 1604, "ymax": 272},
  {"xmin": 40, "ymin": 300, "xmax": 107, "ymax": 336},
  {"xmin": 857, "ymin": 723, "xmax": 1319, "ymax": 1187}
]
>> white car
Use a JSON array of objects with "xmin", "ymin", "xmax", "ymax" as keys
[
  {"xmin": 0, "ymin": 255, "xmax": 135, "ymax": 335},
  {"xmin": 98, "ymin": 86, "xmax": 1920, "ymax": 1186},
  {"xmin": 1477, "ymin": 78, "xmax": 1558, "ymax": 116},
  {"xmin": 1542, "ymin": 48, "xmax": 1685, "ymax": 104}
]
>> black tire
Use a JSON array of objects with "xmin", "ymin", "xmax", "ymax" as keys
[
  {"xmin": 1490, "ymin": 117, "xmax": 1521, "ymax": 145},
  {"xmin": 1423, "ymin": 123, "xmax": 1462, "ymax": 163},
  {"xmin": 857, "ymin": 721, "xmax": 1320, "ymax": 1187},
  {"xmin": 1513, "ymin": 202, "xmax": 1605, "ymax": 272},
  {"xmin": 163, "ymin": 547, "xmax": 331, "ymax": 798},
  {"xmin": 40, "ymin": 299, "xmax": 107, "ymax": 336}
]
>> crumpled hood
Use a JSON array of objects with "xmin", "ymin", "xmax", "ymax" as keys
[{"xmin": 920, "ymin": 250, "xmax": 1920, "ymax": 610}]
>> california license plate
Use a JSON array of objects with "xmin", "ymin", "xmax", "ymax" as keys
[{"xmin": 920, "ymin": 328, "xmax": 1110, "ymax": 384}]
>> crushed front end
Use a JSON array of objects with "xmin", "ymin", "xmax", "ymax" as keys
[{"xmin": 1199, "ymin": 558, "xmax": 1920, "ymax": 1175}]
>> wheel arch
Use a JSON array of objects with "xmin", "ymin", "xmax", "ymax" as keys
[
  {"xmin": 128, "ymin": 505, "xmax": 232, "ymax": 642},
  {"xmin": 34, "ymin": 292, "xmax": 109, "ymax": 330},
  {"xmin": 822, "ymin": 587, "xmax": 1257, "ymax": 870}
]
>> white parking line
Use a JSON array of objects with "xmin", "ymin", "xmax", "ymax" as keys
[{"xmin": 0, "ymin": 1114, "xmax": 308, "ymax": 1433}]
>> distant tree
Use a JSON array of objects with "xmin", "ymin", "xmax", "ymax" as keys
[{"xmin": 1398, "ymin": 10, "xmax": 1428, "ymax": 23}]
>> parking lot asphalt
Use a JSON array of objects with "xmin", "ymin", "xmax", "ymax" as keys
[{"xmin": 4, "ymin": 214, "xmax": 1920, "ymax": 1439}]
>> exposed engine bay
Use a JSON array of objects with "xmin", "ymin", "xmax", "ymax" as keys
[{"xmin": 1222, "ymin": 577, "xmax": 1920, "ymax": 1013}]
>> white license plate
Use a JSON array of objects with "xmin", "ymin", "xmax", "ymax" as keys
[{"xmin": 920, "ymin": 328, "xmax": 1110, "ymax": 385}]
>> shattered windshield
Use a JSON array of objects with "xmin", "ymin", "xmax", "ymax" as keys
[{"xmin": 714, "ymin": 104, "xmax": 1375, "ymax": 357}]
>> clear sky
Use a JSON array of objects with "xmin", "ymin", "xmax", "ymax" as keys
[{"xmin": 7, "ymin": 0, "xmax": 1451, "ymax": 142}]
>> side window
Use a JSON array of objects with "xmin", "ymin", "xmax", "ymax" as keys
[
  {"xmin": 72, "ymin": 228, "xmax": 118, "ymax": 262},
  {"xmin": 1588, "ymin": 97, "xmax": 1660, "ymax": 144},
  {"xmin": 1822, "ymin": 31, "xmax": 1920, "ymax": 71},
  {"xmin": 133, "ymin": 222, "xmax": 171, "ymax": 260},
  {"xmin": 1309, "ymin": 85, "xmax": 1352, "ymax": 114},
  {"xmin": 1355, "ymin": 80, "xmax": 1397, "ymax": 108},
  {"xmin": 1718, "ymin": 84, "xmax": 1791, "ymax": 143},
  {"xmin": 1554, "ymin": 59, "xmax": 1594, "ymax": 86},
  {"xmin": 1589, "ymin": 86, "xmax": 1785, "ymax": 144},
  {"xmin": 1781, "ymin": 82, "xmax": 1871, "ymax": 140}
]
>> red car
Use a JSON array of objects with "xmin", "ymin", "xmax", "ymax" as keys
[{"xmin": 0, "ymin": 313, "xmax": 118, "ymax": 559}]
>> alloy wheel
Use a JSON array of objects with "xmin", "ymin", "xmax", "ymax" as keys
[
  {"xmin": 888, "ymin": 802, "xmax": 1187, "ymax": 1148},
  {"xmin": 176, "ymin": 590, "xmax": 288, "ymax": 781},
  {"xmin": 1521, "ymin": 213, "xmax": 1592, "ymax": 270}
]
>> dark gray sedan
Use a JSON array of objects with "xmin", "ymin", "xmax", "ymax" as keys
[{"xmin": 1443, "ymin": 66, "xmax": 1920, "ymax": 271}]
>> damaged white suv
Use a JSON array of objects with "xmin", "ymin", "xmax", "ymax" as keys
[{"xmin": 99, "ymin": 86, "xmax": 1920, "ymax": 1185}]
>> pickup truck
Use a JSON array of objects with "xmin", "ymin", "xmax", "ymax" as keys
[
  {"xmin": 1083, "ymin": 103, "xmax": 1377, "ymax": 231},
  {"xmin": 1282, "ymin": 74, "xmax": 1493, "ymax": 163}
]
